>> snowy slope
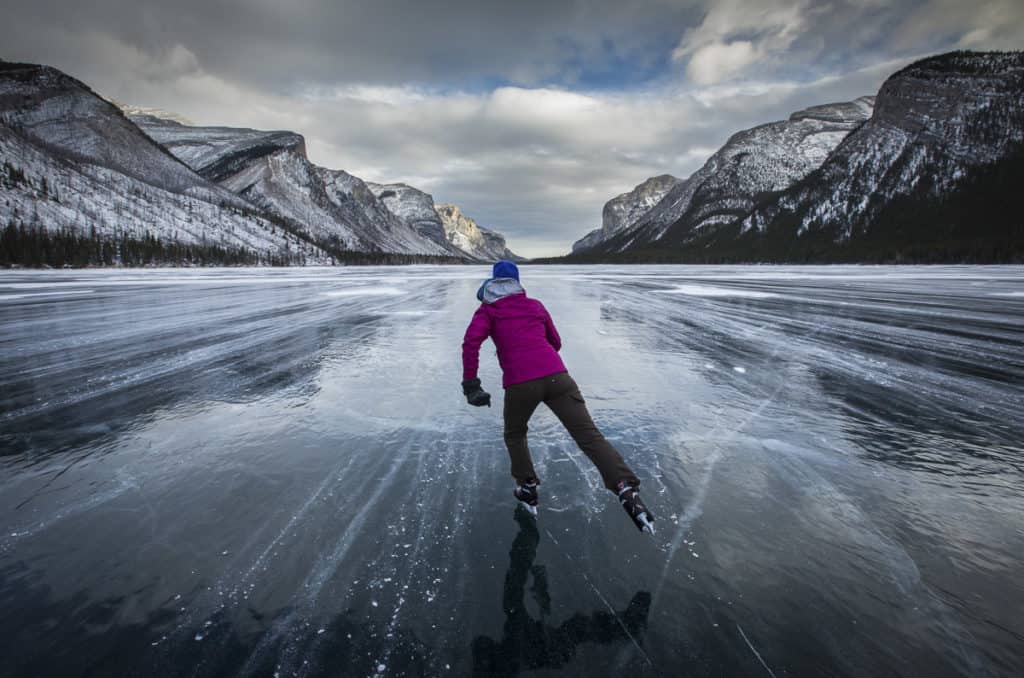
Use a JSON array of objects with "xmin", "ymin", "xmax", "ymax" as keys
[
  {"xmin": 1, "ymin": 63, "xmax": 232, "ymax": 200},
  {"xmin": 743, "ymin": 51, "xmax": 1024, "ymax": 240},
  {"xmin": 571, "ymin": 174, "xmax": 679, "ymax": 253},
  {"xmin": 0, "ymin": 62, "xmax": 329, "ymax": 262},
  {"xmin": 434, "ymin": 203, "xmax": 522, "ymax": 262},
  {"xmin": 591, "ymin": 96, "xmax": 873, "ymax": 254}
]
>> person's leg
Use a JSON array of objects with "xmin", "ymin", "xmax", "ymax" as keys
[
  {"xmin": 503, "ymin": 377, "xmax": 545, "ymax": 485},
  {"xmin": 542, "ymin": 373, "xmax": 638, "ymax": 491}
]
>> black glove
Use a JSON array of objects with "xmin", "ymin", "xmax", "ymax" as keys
[{"xmin": 462, "ymin": 378, "xmax": 491, "ymax": 407}]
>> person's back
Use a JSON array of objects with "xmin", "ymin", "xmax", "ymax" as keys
[
  {"xmin": 463, "ymin": 276, "xmax": 564, "ymax": 388},
  {"xmin": 460, "ymin": 261, "xmax": 654, "ymax": 533}
]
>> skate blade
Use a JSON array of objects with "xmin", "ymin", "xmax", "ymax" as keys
[
  {"xmin": 519, "ymin": 501, "xmax": 538, "ymax": 516},
  {"xmin": 638, "ymin": 512, "xmax": 655, "ymax": 535}
]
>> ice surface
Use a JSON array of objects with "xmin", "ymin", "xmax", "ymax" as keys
[
  {"xmin": 320, "ymin": 287, "xmax": 406, "ymax": 297},
  {"xmin": 656, "ymin": 284, "xmax": 778, "ymax": 298},
  {"xmin": 1, "ymin": 265, "xmax": 1023, "ymax": 677}
]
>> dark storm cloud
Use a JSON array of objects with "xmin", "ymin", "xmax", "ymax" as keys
[
  {"xmin": 3, "ymin": 0, "xmax": 1022, "ymax": 256},
  {"xmin": 3, "ymin": 0, "xmax": 701, "ymax": 91}
]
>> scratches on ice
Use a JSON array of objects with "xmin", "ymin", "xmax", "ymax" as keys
[
  {"xmin": 2, "ymin": 266, "xmax": 1022, "ymax": 676},
  {"xmin": 737, "ymin": 623, "xmax": 779, "ymax": 678}
]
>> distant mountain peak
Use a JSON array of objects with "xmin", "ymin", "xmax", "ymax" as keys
[
  {"xmin": 115, "ymin": 103, "xmax": 196, "ymax": 127},
  {"xmin": 568, "ymin": 50, "xmax": 1023, "ymax": 263},
  {"xmin": 576, "ymin": 93, "xmax": 874, "ymax": 255},
  {"xmin": 435, "ymin": 203, "xmax": 523, "ymax": 262}
]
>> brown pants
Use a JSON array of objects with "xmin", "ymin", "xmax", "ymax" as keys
[{"xmin": 503, "ymin": 372, "xmax": 638, "ymax": 491}]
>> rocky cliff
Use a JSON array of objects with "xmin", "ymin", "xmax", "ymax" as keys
[
  {"xmin": 129, "ymin": 113, "xmax": 456, "ymax": 256},
  {"xmin": 0, "ymin": 61, "xmax": 326, "ymax": 263},
  {"xmin": 742, "ymin": 51, "xmax": 1024, "ymax": 256},
  {"xmin": 571, "ymin": 51, "xmax": 1023, "ymax": 262},
  {"xmin": 590, "ymin": 96, "xmax": 874, "ymax": 254},
  {"xmin": 435, "ymin": 203, "xmax": 522, "ymax": 262},
  {"xmin": 572, "ymin": 174, "xmax": 679, "ymax": 253},
  {"xmin": 366, "ymin": 182, "xmax": 461, "ymax": 254}
]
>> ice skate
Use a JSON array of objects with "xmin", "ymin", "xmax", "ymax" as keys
[
  {"xmin": 514, "ymin": 480, "xmax": 539, "ymax": 516},
  {"xmin": 617, "ymin": 481, "xmax": 654, "ymax": 534}
]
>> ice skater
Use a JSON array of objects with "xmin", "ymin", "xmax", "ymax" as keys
[{"xmin": 461, "ymin": 260, "xmax": 654, "ymax": 533}]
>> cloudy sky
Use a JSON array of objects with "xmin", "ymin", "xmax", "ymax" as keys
[{"xmin": 3, "ymin": 1, "xmax": 1022, "ymax": 256}]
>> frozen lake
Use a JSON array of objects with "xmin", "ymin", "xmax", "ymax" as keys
[{"xmin": 1, "ymin": 265, "xmax": 1023, "ymax": 677}]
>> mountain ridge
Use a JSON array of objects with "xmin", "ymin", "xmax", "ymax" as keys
[
  {"xmin": 0, "ymin": 59, "xmax": 329, "ymax": 265},
  {"xmin": 578, "ymin": 96, "xmax": 875, "ymax": 256},
  {"xmin": 564, "ymin": 50, "xmax": 1022, "ymax": 264},
  {"xmin": 0, "ymin": 58, "xmax": 523, "ymax": 266}
]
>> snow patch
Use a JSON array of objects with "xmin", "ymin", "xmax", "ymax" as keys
[
  {"xmin": 321, "ymin": 287, "xmax": 405, "ymax": 298},
  {"xmin": 0, "ymin": 290, "xmax": 93, "ymax": 301},
  {"xmin": 656, "ymin": 284, "xmax": 777, "ymax": 298}
]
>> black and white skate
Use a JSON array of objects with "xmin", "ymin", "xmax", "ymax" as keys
[
  {"xmin": 514, "ymin": 481, "xmax": 538, "ymax": 516},
  {"xmin": 617, "ymin": 481, "xmax": 654, "ymax": 534}
]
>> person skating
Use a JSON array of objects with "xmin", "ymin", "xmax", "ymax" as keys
[{"xmin": 461, "ymin": 261, "xmax": 654, "ymax": 533}]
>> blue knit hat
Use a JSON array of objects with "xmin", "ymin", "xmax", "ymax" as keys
[{"xmin": 492, "ymin": 260, "xmax": 519, "ymax": 281}]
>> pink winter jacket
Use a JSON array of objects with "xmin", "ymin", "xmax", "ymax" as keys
[{"xmin": 462, "ymin": 282, "xmax": 566, "ymax": 388}]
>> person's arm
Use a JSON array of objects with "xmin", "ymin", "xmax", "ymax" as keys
[
  {"xmin": 542, "ymin": 305, "xmax": 561, "ymax": 352},
  {"xmin": 461, "ymin": 307, "xmax": 492, "ymax": 406},
  {"xmin": 462, "ymin": 306, "xmax": 492, "ymax": 380}
]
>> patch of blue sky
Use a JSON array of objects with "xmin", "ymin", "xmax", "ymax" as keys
[{"xmin": 426, "ymin": 33, "xmax": 681, "ymax": 96}]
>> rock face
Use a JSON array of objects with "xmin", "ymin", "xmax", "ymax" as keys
[
  {"xmin": 0, "ymin": 61, "xmax": 326, "ymax": 263},
  {"xmin": 572, "ymin": 174, "xmax": 679, "ymax": 253},
  {"xmin": 1, "ymin": 59, "xmax": 526, "ymax": 265},
  {"xmin": 435, "ymin": 204, "xmax": 522, "ymax": 262},
  {"xmin": 367, "ymin": 181, "xmax": 523, "ymax": 261},
  {"xmin": 590, "ymin": 96, "xmax": 874, "ymax": 254},
  {"xmin": 366, "ymin": 182, "xmax": 458, "ymax": 252},
  {"xmin": 572, "ymin": 51, "xmax": 1023, "ymax": 262},
  {"xmin": 129, "ymin": 113, "xmax": 456, "ymax": 256},
  {"xmin": 742, "ymin": 51, "xmax": 1024, "ymax": 251},
  {"xmin": 128, "ymin": 110, "xmax": 306, "ymax": 185}
]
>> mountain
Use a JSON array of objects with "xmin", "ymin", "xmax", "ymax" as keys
[
  {"xmin": 0, "ymin": 61, "xmax": 326, "ymax": 265},
  {"xmin": 1, "ymin": 58, "xmax": 523, "ymax": 267},
  {"xmin": 569, "ymin": 51, "xmax": 1022, "ymax": 263},
  {"xmin": 571, "ymin": 174, "xmax": 679, "ymax": 253},
  {"xmin": 127, "ymin": 112, "xmax": 458, "ymax": 257},
  {"xmin": 366, "ymin": 183, "xmax": 523, "ymax": 261},
  {"xmin": 737, "ymin": 51, "xmax": 1024, "ymax": 261},
  {"xmin": 583, "ymin": 96, "xmax": 874, "ymax": 255},
  {"xmin": 434, "ymin": 203, "xmax": 523, "ymax": 262},
  {"xmin": 365, "ymin": 182, "xmax": 463, "ymax": 255}
]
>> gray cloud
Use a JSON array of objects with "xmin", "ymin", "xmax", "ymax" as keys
[
  {"xmin": 2, "ymin": 1, "xmax": 1022, "ymax": 256},
  {"xmin": 3, "ymin": 0, "xmax": 701, "ymax": 90}
]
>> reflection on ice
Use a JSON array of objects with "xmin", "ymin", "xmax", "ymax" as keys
[{"xmin": 472, "ymin": 506, "xmax": 653, "ymax": 675}]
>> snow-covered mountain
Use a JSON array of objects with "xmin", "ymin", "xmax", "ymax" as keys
[
  {"xmin": 742, "ymin": 52, "xmax": 1024, "ymax": 252},
  {"xmin": 1, "ymin": 58, "xmax": 525, "ymax": 266},
  {"xmin": 127, "ymin": 113, "xmax": 458, "ymax": 256},
  {"xmin": 0, "ymin": 61, "xmax": 327, "ymax": 263},
  {"xmin": 365, "ymin": 182, "xmax": 463, "ymax": 255},
  {"xmin": 367, "ymin": 182, "xmax": 522, "ymax": 261},
  {"xmin": 570, "ymin": 51, "xmax": 1022, "ymax": 262},
  {"xmin": 434, "ymin": 203, "xmax": 522, "ymax": 262},
  {"xmin": 571, "ymin": 174, "xmax": 679, "ymax": 253},
  {"xmin": 584, "ymin": 96, "xmax": 874, "ymax": 254}
]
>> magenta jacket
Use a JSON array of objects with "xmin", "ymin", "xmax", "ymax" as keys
[{"xmin": 462, "ymin": 279, "xmax": 566, "ymax": 388}]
